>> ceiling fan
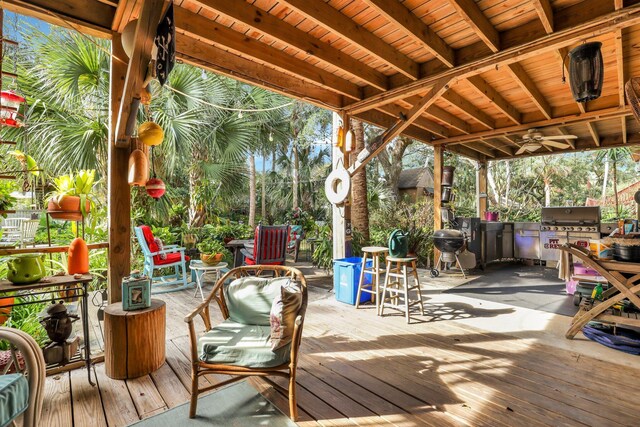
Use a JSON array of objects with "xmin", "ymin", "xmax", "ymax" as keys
[{"xmin": 514, "ymin": 129, "xmax": 578, "ymax": 155}]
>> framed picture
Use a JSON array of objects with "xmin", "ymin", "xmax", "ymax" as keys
[{"xmin": 122, "ymin": 274, "xmax": 151, "ymax": 311}]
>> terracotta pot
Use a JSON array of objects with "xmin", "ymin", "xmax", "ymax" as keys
[
  {"xmin": 201, "ymin": 253, "xmax": 223, "ymax": 266},
  {"xmin": 47, "ymin": 196, "xmax": 91, "ymax": 221}
]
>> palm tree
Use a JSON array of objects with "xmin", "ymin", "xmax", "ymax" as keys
[
  {"xmin": 350, "ymin": 119, "xmax": 369, "ymax": 241},
  {"xmin": 597, "ymin": 148, "xmax": 630, "ymax": 217}
]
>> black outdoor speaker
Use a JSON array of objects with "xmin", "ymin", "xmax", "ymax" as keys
[{"xmin": 568, "ymin": 42, "xmax": 603, "ymax": 103}]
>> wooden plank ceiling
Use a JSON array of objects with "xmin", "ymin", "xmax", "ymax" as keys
[{"xmin": 7, "ymin": 0, "xmax": 640, "ymax": 160}]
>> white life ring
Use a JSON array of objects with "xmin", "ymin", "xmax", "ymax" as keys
[{"xmin": 325, "ymin": 167, "xmax": 351, "ymax": 205}]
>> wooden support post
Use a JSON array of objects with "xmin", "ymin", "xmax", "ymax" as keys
[
  {"xmin": 331, "ymin": 112, "xmax": 352, "ymax": 260},
  {"xmin": 433, "ymin": 146, "xmax": 443, "ymax": 267},
  {"xmin": 108, "ymin": 33, "xmax": 131, "ymax": 304},
  {"xmin": 476, "ymin": 161, "xmax": 488, "ymax": 219}
]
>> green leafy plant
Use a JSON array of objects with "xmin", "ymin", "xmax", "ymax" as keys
[
  {"xmin": 151, "ymin": 226, "xmax": 177, "ymax": 245},
  {"xmin": 47, "ymin": 169, "xmax": 97, "ymax": 217},
  {"xmin": 0, "ymin": 182, "xmax": 16, "ymax": 217},
  {"xmin": 197, "ymin": 239, "xmax": 228, "ymax": 256},
  {"xmin": 0, "ymin": 296, "xmax": 49, "ymax": 350}
]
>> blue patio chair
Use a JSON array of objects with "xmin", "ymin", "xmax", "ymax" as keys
[{"xmin": 134, "ymin": 225, "xmax": 191, "ymax": 294}]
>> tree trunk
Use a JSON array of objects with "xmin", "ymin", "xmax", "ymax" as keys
[
  {"xmin": 613, "ymin": 158, "xmax": 619, "ymax": 217},
  {"xmin": 292, "ymin": 144, "xmax": 300, "ymax": 210},
  {"xmin": 261, "ymin": 154, "xmax": 266, "ymax": 219},
  {"xmin": 487, "ymin": 164, "xmax": 499, "ymax": 205},
  {"xmin": 189, "ymin": 150, "xmax": 206, "ymax": 227},
  {"xmin": 349, "ymin": 119, "xmax": 370, "ymax": 242},
  {"xmin": 544, "ymin": 180, "xmax": 551, "ymax": 207},
  {"xmin": 377, "ymin": 136, "xmax": 412, "ymax": 199},
  {"xmin": 601, "ymin": 152, "xmax": 609, "ymax": 202},
  {"xmin": 249, "ymin": 152, "xmax": 256, "ymax": 227},
  {"xmin": 505, "ymin": 160, "xmax": 511, "ymax": 206}
]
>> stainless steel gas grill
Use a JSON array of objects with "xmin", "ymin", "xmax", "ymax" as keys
[{"xmin": 540, "ymin": 206, "xmax": 600, "ymax": 262}]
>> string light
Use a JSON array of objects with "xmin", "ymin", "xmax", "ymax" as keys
[
  {"xmin": 238, "ymin": 111, "xmax": 243, "ymax": 119},
  {"xmin": 269, "ymin": 132, "xmax": 274, "ymax": 142}
]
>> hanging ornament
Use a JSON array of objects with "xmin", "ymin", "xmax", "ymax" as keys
[
  {"xmin": 138, "ymin": 121, "xmax": 164, "ymax": 146},
  {"xmin": 0, "ymin": 91, "xmax": 25, "ymax": 127},
  {"xmin": 145, "ymin": 147, "xmax": 165, "ymax": 199},
  {"xmin": 335, "ymin": 125, "xmax": 344, "ymax": 148},
  {"xmin": 145, "ymin": 177, "xmax": 166, "ymax": 199},
  {"xmin": 344, "ymin": 129, "xmax": 355, "ymax": 153},
  {"xmin": 128, "ymin": 138, "xmax": 149, "ymax": 187}
]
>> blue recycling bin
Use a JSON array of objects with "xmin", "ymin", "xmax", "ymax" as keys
[{"xmin": 333, "ymin": 257, "xmax": 373, "ymax": 305}]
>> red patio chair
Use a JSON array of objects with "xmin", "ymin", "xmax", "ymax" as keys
[{"xmin": 241, "ymin": 224, "xmax": 290, "ymax": 266}]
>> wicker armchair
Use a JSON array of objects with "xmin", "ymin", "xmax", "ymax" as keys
[
  {"xmin": 0, "ymin": 327, "xmax": 46, "ymax": 427},
  {"xmin": 184, "ymin": 265, "xmax": 308, "ymax": 421}
]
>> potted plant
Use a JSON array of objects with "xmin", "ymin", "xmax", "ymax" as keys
[
  {"xmin": 197, "ymin": 239, "xmax": 229, "ymax": 266},
  {"xmin": 47, "ymin": 170, "xmax": 96, "ymax": 221}
]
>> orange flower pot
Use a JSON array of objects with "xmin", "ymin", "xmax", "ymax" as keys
[{"xmin": 47, "ymin": 196, "xmax": 91, "ymax": 221}]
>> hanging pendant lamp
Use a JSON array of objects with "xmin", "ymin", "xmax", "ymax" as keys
[{"xmin": 567, "ymin": 42, "xmax": 603, "ymax": 103}]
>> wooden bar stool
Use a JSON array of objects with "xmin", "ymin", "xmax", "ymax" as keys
[
  {"xmin": 355, "ymin": 246, "xmax": 389, "ymax": 313},
  {"xmin": 380, "ymin": 256, "xmax": 425, "ymax": 323}
]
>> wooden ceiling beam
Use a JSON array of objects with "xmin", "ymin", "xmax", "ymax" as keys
[
  {"xmin": 441, "ymin": 90, "xmax": 495, "ymax": 129},
  {"xmin": 354, "ymin": 110, "xmax": 434, "ymax": 145},
  {"xmin": 532, "ymin": 0, "xmax": 554, "ymax": 34},
  {"xmin": 377, "ymin": 104, "xmax": 449, "ymax": 138},
  {"xmin": 463, "ymin": 142, "xmax": 496, "ymax": 158},
  {"xmin": 3, "ymin": 0, "xmax": 113, "ymax": 38},
  {"xmin": 434, "ymin": 105, "xmax": 631, "ymax": 146},
  {"xmin": 423, "ymin": 104, "xmax": 472, "ymax": 134},
  {"xmin": 192, "ymin": 0, "xmax": 388, "ymax": 90},
  {"xmin": 586, "ymin": 122, "xmax": 601, "ymax": 147},
  {"xmin": 360, "ymin": 0, "xmax": 455, "ymax": 67},
  {"xmin": 278, "ymin": 0, "xmax": 418, "ymax": 80},
  {"xmin": 349, "ymin": 80, "xmax": 451, "ymax": 176},
  {"xmin": 505, "ymin": 63, "xmax": 552, "ymax": 120},
  {"xmin": 175, "ymin": 35, "xmax": 344, "ymax": 109},
  {"xmin": 174, "ymin": 7, "xmax": 361, "ymax": 101},
  {"xmin": 555, "ymin": 127, "xmax": 576, "ymax": 149},
  {"xmin": 111, "ymin": 0, "xmax": 138, "ymax": 32},
  {"xmin": 114, "ymin": 0, "xmax": 164, "ymax": 147},
  {"xmin": 483, "ymin": 140, "xmax": 513, "ymax": 156},
  {"xmin": 466, "ymin": 75, "xmax": 521, "ymax": 124},
  {"xmin": 449, "ymin": 0, "xmax": 499, "ymax": 52},
  {"xmin": 345, "ymin": 2, "xmax": 640, "ymax": 113}
]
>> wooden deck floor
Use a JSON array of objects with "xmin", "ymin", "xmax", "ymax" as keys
[{"xmin": 43, "ymin": 264, "xmax": 640, "ymax": 426}]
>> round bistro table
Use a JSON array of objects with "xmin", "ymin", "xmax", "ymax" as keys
[{"xmin": 190, "ymin": 260, "xmax": 229, "ymax": 300}]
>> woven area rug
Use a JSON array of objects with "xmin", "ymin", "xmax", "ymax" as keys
[{"xmin": 131, "ymin": 381, "xmax": 296, "ymax": 427}]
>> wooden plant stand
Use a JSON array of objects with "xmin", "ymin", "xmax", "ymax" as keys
[
  {"xmin": 559, "ymin": 244, "xmax": 640, "ymax": 339},
  {"xmin": 104, "ymin": 299, "xmax": 166, "ymax": 379}
]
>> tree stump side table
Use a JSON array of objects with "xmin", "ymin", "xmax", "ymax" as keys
[{"xmin": 104, "ymin": 299, "xmax": 166, "ymax": 379}]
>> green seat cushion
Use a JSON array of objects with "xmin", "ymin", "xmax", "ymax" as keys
[
  {"xmin": 198, "ymin": 320, "xmax": 290, "ymax": 368},
  {"xmin": 224, "ymin": 277, "xmax": 290, "ymax": 325},
  {"xmin": 0, "ymin": 373, "xmax": 29, "ymax": 427}
]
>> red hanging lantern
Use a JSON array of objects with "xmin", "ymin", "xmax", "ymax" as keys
[
  {"xmin": 145, "ymin": 177, "xmax": 165, "ymax": 199},
  {"xmin": 0, "ymin": 91, "xmax": 25, "ymax": 127}
]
